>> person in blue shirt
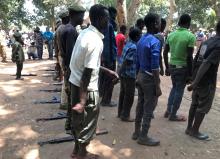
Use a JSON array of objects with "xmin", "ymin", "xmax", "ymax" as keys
[
  {"xmin": 118, "ymin": 27, "xmax": 141, "ymax": 122},
  {"xmin": 132, "ymin": 13, "xmax": 161, "ymax": 146},
  {"xmin": 43, "ymin": 27, "xmax": 54, "ymax": 59}
]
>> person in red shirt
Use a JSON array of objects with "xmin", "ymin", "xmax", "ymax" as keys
[{"xmin": 116, "ymin": 25, "xmax": 127, "ymax": 69}]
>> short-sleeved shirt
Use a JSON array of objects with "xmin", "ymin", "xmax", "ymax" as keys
[
  {"xmin": 120, "ymin": 40, "xmax": 137, "ymax": 79},
  {"xmin": 69, "ymin": 25, "xmax": 104, "ymax": 91},
  {"xmin": 166, "ymin": 28, "xmax": 196, "ymax": 66},
  {"xmin": 193, "ymin": 35, "xmax": 220, "ymax": 87},
  {"xmin": 115, "ymin": 33, "xmax": 126, "ymax": 57},
  {"xmin": 136, "ymin": 33, "xmax": 161, "ymax": 75}
]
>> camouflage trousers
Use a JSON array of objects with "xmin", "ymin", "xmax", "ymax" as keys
[
  {"xmin": 64, "ymin": 68, "xmax": 71, "ymax": 131},
  {"xmin": 70, "ymin": 83, "xmax": 99, "ymax": 153},
  {"xmin": 0, "ymin": 45, "xmax": 6, "ymax": 62}
]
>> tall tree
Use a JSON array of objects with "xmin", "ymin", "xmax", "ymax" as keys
[{"xmin": 127, "ymin": 0, "xmax": 141, "ymax": 27}]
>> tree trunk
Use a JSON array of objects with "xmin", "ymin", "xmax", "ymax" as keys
[
  {"xmin": 165, "ymin": 0, "xmax": 176, "ymax": 32},
  {"xmin": 116, "ymin": 0, "xmax": 127, "ymax": 28},
  {"xmin": 51, "ymin": 6, "xmax": 55, "ymax": 31},
  {"xmin": 127, "ymin": 0, "xmax": 141, "ymax": 28}
]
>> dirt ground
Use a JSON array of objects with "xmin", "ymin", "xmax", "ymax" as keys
[{"xmin": 0, "ymin": 47, "xmax": 220, "ymax": 159}]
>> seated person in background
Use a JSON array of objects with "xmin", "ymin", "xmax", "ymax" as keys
[{"xmin": 27, "ymin": 42, "xmax": 38, "ymax": 60}]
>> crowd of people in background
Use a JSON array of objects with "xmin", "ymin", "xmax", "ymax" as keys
[{"xmin": 0, "ymin": 3, "xmax": 220, "ymax": 159}]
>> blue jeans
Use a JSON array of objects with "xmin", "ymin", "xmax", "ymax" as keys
[{"xmin": 167, "ymin": 67, "xmax": 187, "ymax": 117}]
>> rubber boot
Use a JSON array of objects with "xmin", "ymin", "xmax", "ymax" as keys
[
  {"xmin": 137, "ymin": 120, "xmax": 160, "ymax": 146},
  {"xmin": 185, "ymin": 106, "xmax": 196, "ymax": 135},
  {"xmin": 132, "ymin": 122, "xmax": 141, "ymax": 140},
  {"xmin": 191, "ymin": 112, "xmax": 209, "ymax": 140}
]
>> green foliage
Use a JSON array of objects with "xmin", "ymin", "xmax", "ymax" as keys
[{"xmin": 98, "ymin": 0, "xmax": 116, "ymax": 7}]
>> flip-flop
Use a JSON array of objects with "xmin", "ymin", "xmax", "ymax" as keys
[{"xmin": 169, "ymin": 115, "xmax": 187, "ymax": 122}]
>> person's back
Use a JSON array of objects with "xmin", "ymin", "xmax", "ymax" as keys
[{"xmin": 167, "ymin": 28, "xmax": 195, "ymax": 66}]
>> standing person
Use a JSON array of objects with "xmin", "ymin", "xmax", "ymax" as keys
[
  {"xmin": 11, "ymin": 32, "xmax": 25, "ymax": 80},
  {"xmin": 68, "ymin": 4, "xmax": 114, "ymax": 159},
  {"xmin": 118, "ymin": 28, "xmax": 141, "ymax": 122},
  {"xmin": 34, "ymin": 27, "xmax": 44, "ymax": 60},
  {"xmin": 185, "ymin": 21, "xmax": 220, "ymax": 140},
  {"xmin": 132, "ymin": 13, "xmax": 161, "ymax": 146},
  {"xmin": 0, "ymin": 31, "xmax": 7, "ymax": 62},
  {"xmin": 115, "ymin": 25, "xmax": 127, "ymax": 70},
  {"xmin": 163, "ymin": 14, "xmax": 196, "ymax": 121},
  {"xmin": 56, "ymin": 10, "xmax": 69, "ymax": 110},
  {"xmin": 135, "ymin": 18, "xmax": 145, "ymax": 32},
  {"xmin": 99, "ymin": 6, "xmax": 118, "ymax": 107},
  {"xmin": 60, "ymin": 5, "xmax": 86, "ymax": 134},
  {"xmin": 155, "ymin": 18, "xmax": 167, "ymax": 76},
  {"xmin": 43, "ymin": 27, "xmax": 54, "ymax": 59}
]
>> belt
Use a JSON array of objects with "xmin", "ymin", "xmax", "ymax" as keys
[{"xmin": 169, "ymin": 64, "xmax": 186, "ymax": 69}]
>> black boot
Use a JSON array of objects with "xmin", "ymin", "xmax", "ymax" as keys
[
  {"xmin": 132, "ymin": 122, "xmax": 141, "ymax": 140},
  {"xmin": 137, "ymin": 122, "xmax": 160, "ymax": 146},
  {"xmin": 191, "ymin": 112, "xmax": 209, "ymax": 140},
  {"xmin": 185, "ymin": 106, "xmax": 196, "ymax": 135}
]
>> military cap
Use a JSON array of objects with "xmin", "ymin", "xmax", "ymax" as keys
[
  {"xmin": 13, "ymin": 32, "xmax": 22, "ymax": 38},
  {"xmin": 59, "ymin": 10, "xmax": 69, "ymax": 19},
  {"xmin": 68, "ymin": 4, "xmax": 86, "ymax": 12}
]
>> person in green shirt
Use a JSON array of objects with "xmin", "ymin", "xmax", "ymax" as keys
[
  {"xmin": 163, "ymin": 14, "xmax": 196, "ymax": 121},
  {"xmin": 11, "ymin": 32, "xmax": 25, "ymax": 80}
]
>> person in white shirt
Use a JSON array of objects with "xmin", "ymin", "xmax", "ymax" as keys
[{"xmin": 69, "ymin": 4, "xmax": 118, "ymax": 159}]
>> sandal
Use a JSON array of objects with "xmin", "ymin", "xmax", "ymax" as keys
[{"xmin": 169, "ymin": 115, "xmax": 187, "ymax": 122}]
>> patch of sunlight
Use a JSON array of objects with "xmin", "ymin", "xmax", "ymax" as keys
[
  {"xmin": 24, "ymin": 149, "xmax": 39, "ymax": 159},
  {"xmin": 0, "ymin": 83, "xmax": 24, "ymax": 97},
  {"xmin": 14, "ymin": 126, "xmax": 38, "ymax": 140},
  {"xmin": 217, "ymin": 81, "xmax": 220, "ymax": 88},
  {"xmin": 118, "ymin": 148, "xmax": 132, "ymax": 157},
  {"xmin": 0, "ymin": 106, "xmax": 15, "ymax": 116},
  {"xmin": 88, "ymin": 140, "xmax": 118, "ymax": 159},
  {"xmin": 0, "ymin": 138, "xmax": 5, "ymax": 148},
  {"xmin": 1, "ymin": 125, "xmax": 38, "ymax": 140},
  {"xmin": 30, "ymin": 79, "xmax": 42, "ymax": 84}
]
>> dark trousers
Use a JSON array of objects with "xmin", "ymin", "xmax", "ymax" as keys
[
  {"xmin": 135, "ymin": 72, "xmax": 158, "ymax": 133},
  {"xmin": 167, "ymin": 67, "xmax": 187, "ymax": 116},
  {"xmin": 70, "ymin": 84, "xmax": 99, "ymax": 154},
  {"xmin": 37, "ymin": 45, "xmax": 43, "ymax": 59},
  {"xmin": 99, "ymin": 64, "xmax": 115, "ymax": 104},
  {"xmin": 118, "ymin": 77, "xmax": 135, "ymax": 118},
  {"xmin": 16, "ymin": 62, "xmax": 23, "ymax": 79}
]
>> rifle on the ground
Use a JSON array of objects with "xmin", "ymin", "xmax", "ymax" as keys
[
  {"xmin": 38, "ymin": 128, "xmax": 108, "ymax": 146},
  {"xmin": 38, "ymin": 136, "xmax": 74, "ymax": 146},
  {"xmin": 34, "ymin": 97, "xmax": 60, "ymax": 104},
  {"xmin": 11, "ymin": 73, "xmax": 37, "ymax": 76},
  {"xmin": 36, "ymin": 112, "xmax": 67, "ymax": 122},
  {"xmin": 39, "ymin": 88, "xmax": 61, "ymax": 92}
]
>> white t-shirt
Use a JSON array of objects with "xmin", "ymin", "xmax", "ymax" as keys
[{"xmin": 69, "ymin": 25, "xmax": 104, "ymax": 91}]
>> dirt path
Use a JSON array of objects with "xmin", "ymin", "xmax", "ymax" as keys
[{"xmin": 0, "ymin": 50, "xmax": 220, "ymax": 159}]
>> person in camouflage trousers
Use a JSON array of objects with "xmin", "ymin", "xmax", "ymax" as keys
[{"xmin": 11, "ymin": 32, "xmax": 25, "ymax": 80}]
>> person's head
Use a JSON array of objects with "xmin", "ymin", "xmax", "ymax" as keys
[
  {"xmin": 13, "ymin": 32, "xmax": 23, "ymax": 44},
  {"xmin": 120, "ymin": 25, "xmax": 127, "ymax": 35},
  {"xmin": 46, "ymin": 27, "xmax": 50, "ymax": 32},
  {"xmin": 160, "ymin": 18, "xmax": 166, "ymax": 32},
  {"xmin": 216, "ymin": 21, "xmax": 220, "ymax": 35},
  {"xmin": 144, "ymin": 13, "xmax": 161, "ymax": 34},
  {"xmin": 89, "ymin": 4, "xmax": 109, "ymax": 32},
  {"xmin": 31, "ymin": 41, "xmax": 35, "ymax": 45},
  {"xmin": 34, "ymin": 27, "xmax": 40, "ymax": 33},
  {"xmin": 129, "ymin": 27, "xmax": 142, "ymax": 42},
  {"xmin": 178, "ymin": 14, "xmax": 191, "ymax": 29},
  {"xmin": 108, "ymin": 7, "xmax": 117, "ymax": 19},
  {"xmin": 59, "ymin": 10, "xmax": 69, "ymax": 25},
  {"xmin": 68, "ymin": 4, "xmax": 86, "ymax": 26},
  {"xmin": 135, "ymin": 18, "xmax": 145, "ymax": 31}
]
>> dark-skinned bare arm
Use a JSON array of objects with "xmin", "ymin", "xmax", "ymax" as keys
[
  {"xmin": 186, "ymin": 47, "xmax": 194, "ymax": 77},
  {"xmin": 152, "ymin": 69, "xmax": 162, "ymax": 97},
  {"xmin": 163, "ymin": 44, "xmax": 170, "ymax": 75},
  {"xmin": 79, "ymin": 68, "xmax": 93, "ymax": 106}
]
